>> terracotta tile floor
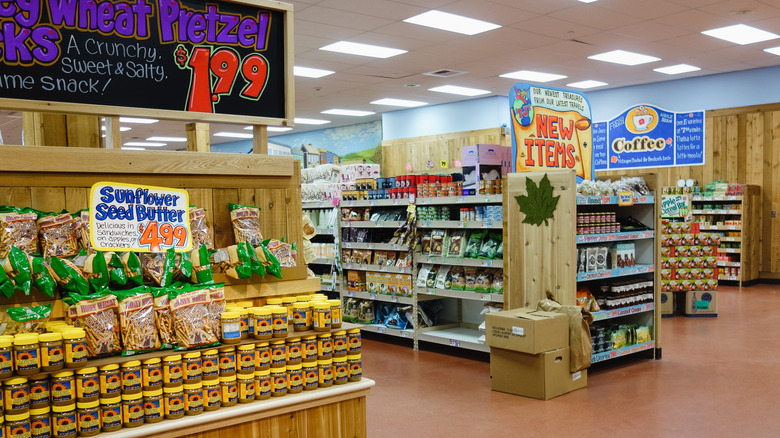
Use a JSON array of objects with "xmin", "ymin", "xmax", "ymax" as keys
[{"xmin": 363, "ymin": 284, "xmax": 780, "ymax": 437}]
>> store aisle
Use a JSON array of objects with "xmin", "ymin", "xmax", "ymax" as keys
[{"xmin": 363, "ymin": 284, "xmax": 780, "ymax": 438}]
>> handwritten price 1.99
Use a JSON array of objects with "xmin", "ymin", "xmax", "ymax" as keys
[{"xmin": 175, "ymin": 45, "xmax": 269, "ymax": 113}]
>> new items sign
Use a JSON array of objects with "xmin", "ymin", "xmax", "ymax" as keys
[
  {"xmin": 510, "ymin": 83, "xmax": 594, "ymax": 182},
  {"xmin": 90, "ymin": 182, "xmax": 191, "ymax": 252},
  {"xmin": 592, "ymin": 105, "xmax": 705, "ymax": 171}
]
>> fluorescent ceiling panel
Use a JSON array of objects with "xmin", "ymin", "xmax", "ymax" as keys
[
  {"xmin": 499, "ymin": 70, "xmax": 567, "ymax": 82},
  {"xmin": 214, "ymin": 132, "xmax": 253, "ymax": 139},
  {"xmin": 295, "ymin": 118, "xmax": 331, "ymax": 125},
  {"xmin": 294, "ymin": 66, "xmax": 335, "ymax": 78},
  {"xmin": 370, "ymin": 98, "xmax": 428, "ymax": 107},
  {"xmin": 702, "ymin": 24, "xmax": 779, "ymax": 45},
  {"xmin": 243, "ymin": 126, "xmax": 293, "ymax": 132},
  {"xmin": 319, "ymin": 41, "xmax": 407, "ymax": 58},
  {"xmin": 403, "ymin": 10, "xmax": 501, "ymax": 36},
  {"xmin": 118, "ymin": 117, "xmax": 159, "ymax": 124},
  {"xmin": 588, "ymin": 50, "xmax": 660, "ymax": 66},
  {"xmin": 321, "ymin": 109, "xmax": 376, "ymax": 116},
  {"xmin": 146, "ymin": 136, "xmax": 187, "ymax": 142},
  {"xmin": 765, "ymin": 46, "xmax": 780, "ymax": 56},
  {"xmin": 566, "ymin": 80, "xmax": 608, "ymax": 89},
  {"xmin": 578, "ymin": 0, "xmax": 598, "ymax": 3},
  {"xmin": 428, "ymin": 85, "xmax": 490, "ymax": 96},
  {"xmin": 121, "ymin": 147, "xmax": 146, "ymax": 150},
  {"xmin": 101, "ymin": 126, "xmax": 132, "ymax": 131},
  {"xmin": 123, "ymin": 142, "xmax": 166, "ymax": 147},
  {"xmin": 654, "ymin": 64, "xmax": 701, "ymax": 75}
]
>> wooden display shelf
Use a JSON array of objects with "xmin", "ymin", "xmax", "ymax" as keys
[
  {"xmin": 342, "ymin": 263, "xmax": 412, "ymax": 274},
  {"xmin": 416, "ymin": 195, "xmax": 502, "ymax": 205}
]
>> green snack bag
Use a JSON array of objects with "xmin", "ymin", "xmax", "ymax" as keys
[
  {"xmin": 464, "ymin": 230, "xmax": 486, "ymax": 259},
  {"xmin": 31, "ymin": 257, "xmax": 56, "ymax": 298},
  {"xmin": 0, "ymin": 268, "xmax": 14, "ymax": 298},
  {"xmin": 259, "ymin": 241, "xmax": 282, "ymax": 279},
  {"xmin": 84, "ymin": 251, "xmax": 111, "ymax": 292},
  {"xmin": 478, "ymin": 232, "xmax": 502, "ymax": 260},
  {"xmin": 3, "ymin": 246, "xmax": 33, "ymax": 295},
  {"xmin": 120, "ymin": 252, "xmax": 144, "ymax": 287},
  {"xmin": 177, "ymin": 250, "xmax": 193, "ymax": 282},
  {"xmin": 190, "ymin": 245, "xmax": 214, "ymax": 284},
  {"xmin": 234, "ymin": 243, "xmax": 254, "ymax": 279},
  {"xmin": 160, "ymin": 248, "xmax": 177, "ymax": 287},
  {"xmin": 245, "ymin": 241, "xmax": 266, "ymax": 278},
  {"xmin": 50, "ymin": 256, "xmax": 90, "ymax": 295},
  {"xmin": 107, "ymin": 253, "xmax": 128, "ymax": 288},
  {"xmin": 6, "ymin": 304, "xmax": 52, "ymax": 334}
]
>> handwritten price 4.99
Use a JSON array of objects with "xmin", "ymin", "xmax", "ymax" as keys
[
  {"xmin": 138, "ymin": 221, "xmax": 188, "ymax": 252},
  {"xmin": 176, "ymin": 45, "xmax": 269, "ymax": 113}
]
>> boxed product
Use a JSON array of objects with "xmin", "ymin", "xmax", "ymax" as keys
[
  {"xmin": 490, "ymin": 347, "xmax": 587, "ymax": 400},
  {"xmin": 485, "ymin": 308, "xmax": 568, "ymax": 354},
  {"xmin": 347, "ymin": 270, "xmax": 365, "ymax": 292},
  {"xmin": 660, "ymin": 291, "xmax": 675, "ymax": 316},
  {"xmin": 397, "ymin": 274, "xmax": 412, "ymax": 297},
  {"xmin": 684, "ymin": 291, "xmax": 718, "ymax": 316},
  {"xmin": 387, "ymin": 273, "xmax": 399, "ymax": 296},
  {"xmin": 610, "ymin": 243, "xmax": 635, "ymax": 268},
  {"xmin": 378, "ymin": 273, "xmax": 391, "ymax": 295},
  {"xmin": 461, "ymin": 144, "xmax": 511, "ymax": 194},
  {"xmin": 366, "ymin": 272, "xmax": 379, "ymax": 293}
]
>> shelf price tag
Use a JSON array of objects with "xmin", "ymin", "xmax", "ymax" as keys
[
  {"xmin": 449, "ymin": 339, "xmax": 460, "ymax": 347},
  {"xmin": 377, "ymin": 327, "xmax": 387, "ymax": 334},
  {"xmin": 90, "ymin": 182, "xmax": 191, "ymax": 252}
]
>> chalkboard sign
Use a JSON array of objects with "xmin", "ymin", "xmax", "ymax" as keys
[{"xmin": 0, "ymin": 0, "xmax": 291, "ymax": 124}]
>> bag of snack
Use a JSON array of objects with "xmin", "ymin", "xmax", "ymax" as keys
[
  {"xmin": 37, "ymin": 212, "xmax": 80, "ymax": 258},
  {"xmin": 429, "ymin": 230, "xmax": 446, "ymax": 256},
  {"xmin": 150, "ymin": 287, "xmax": 176, "ymax": 347},
  {"xmin": 72, "ymin": 291, "xmax": 122, "ymax": 357},
  {"xmin": 142, "ymin": 249, "xmax": 177, "ymax": 287},
  {"xmin": 464, "ymin": 231, "xmax": 485, "ymax": 259},
  {"xmin": 105, "ymin": 253, "xmax": 128, "ymax": 288},
  {"xmin": 445, "ymin": 230, "xmax": 466, "ymax": 258},
  {"xmin": 0, "ymin": 267, "xmax": 14, "ymax": 298},
  {"xmin": 176, "ymin": 251, "xmax": 193, "ymax": 282},
  {"xmin": 190, "ymin": 245, "xmax": 214, "ymax": 284},
  {"xmin": 31, "ymin": 256, "xmax": 56, "ymax": 298},
  {"xmin": 464, "ymin": 267, "xmax": 478, "ymax": 291},
  {"xmin": 0, "ymin": 206, "xmax": 38, "ymax": 257},
  {"xmin": 120, "ymin": 252, "xmax": 144, "ymax": 287},
  {"xmin": 212, "ymin": 243, "xmax": 254, "ymax": 279},
  {"xmin": 75, "ymin": 209, "xmax": 95, "ymax": 254},
  {"xmin": 449, "ymin": 266, "xmax": 466, "ymax": 291},
  {"xmin": 205, "ymin": 283, "xmax": 225, "ymax": 340},
  {"xmin": 478, "ymin": 233, "xmax": 502, "ymax": 260},
  {"xmin": 5, "ymin": 304, "xmax": 52, "ymax": 334},
  {"xmin": 189, "ymin": 206, "xmax": 214, "ymax": 250},
  {"xmin": 81, "ymin": 251, "xmax": 111, "ymax": 292},
  {"xmin": 168, "ymin": 286, "xmax": 219, "ymax": 349},
  {"xmin": 116, "ymin": 288, "xmax": 162, "ymax": 354},
  {"xmin": 256, "ymin": 242, "xmax": 282, "ymax": 279},
  {"xmin": 228, "ymin": 203, "xmax": 263, "ymax": 246},
  {"xmin": 264, "ymin": 239, "xmax": 297, "ymax": 268},
  {"xmin": 50, "ymin": 256, "xmax": 89, "ymax": 295},
  {"xmin": 2, "ymin": 246, "xmax": 33, "ymax": 295}
]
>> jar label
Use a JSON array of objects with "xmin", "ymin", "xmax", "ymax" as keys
[
  {"xmin": 293, "ymin": 311, "xmax": 307, "ymax": 329},
  {"xmin": 333, "ymin": 337, "xmax": 347, "ymax": 354},
  {"xmin": 335, "ymin": 364, "xmax": 348, "ymax": 382},
  {"xmin": 77, "ymin": 411, "xmax": 100, "ymax": 433},
  {"xmin": 238, "ymin": 354, "xmax": 254, "ymax": 373},
  {"xmin": 270, "ymin": 346, "xmax": 286, "ymax": 366},
  {"xmin": 304, "ymin": 369, "xmax": 318, "ymax": 388},
  {"xmin": 31, "ymin": 415, "xmax": 51, "ymax": 438},
  {"xmin": 248, "ymin": 317, "xmax": 254, "ymax": 334},
  {"xmin": 221, "ymin": 383, "xmax": 237, "ymax": 404},
  {"xmin": 30, "ymin": 380, "xmax": 50, "ymax": 404},
  {"xmin": 51, "ymin": 379, "xmax": 75, "ymax": 403},
  {"xmin": 347, "ymin": 334, "xmax": 361, "ymax": 353},
  {"xmin": 122, "ymin": 401, "xmax": 144, "ymax": 423},
  {"xmin": 240, "ymin": 317, "xmax": 249, "ymax": 335},
  {"xmin": 163, "ymin": 363, "xmax": 183, "ymax": 384},
  {"xmin": 53, "ymin": 413, "xmax": 77, "ymax": 437},
  {"xmin": 222, "ymin": 322, "xmax": 240, "ymax": 340},
  {"xmin": 205, "ymin": 387, "xmax": 221, "ymax": 408},
  {"xmin": 14, "ymin": 348, "xmax": 40, "ymax": 371},
  {"xmin": 43, "ymin": 344, "xmax": 64, "ymax": 368},
  {"xmin": 65, "ymin": 342, "xmax": 88, "ymax": 363},
  {"xmin": 219, "ymin": 354, "xmax": 236, "ymax": 374},
  {"xmin": 202, "ymin": 357, "xmax": 218, "ymax": 378},
  {"xmin": 99, "ymin": 372, "xmax": 121, "ymax": 396},
  {"xmin": 6, "ymin": 386, "xmax": 30, "ymax": 410},
  {"xmin": 272, "ymin": 375, "xmax": 287, "ymax": 394},
  {"xmin": 77, "ymin": 376, "xmax": 99, "ymax": 399},
  {"xmin": 239, "ymin": 381, "xmax": 255, "ymax": 400},
  {"xmin": 142, "ymin": 365, "xmax": 163, "ymax": 387},
  {"xmin": 257, "ymin": 348, "xmax": 270, "ymax": 368},
  {"xmin": 0, "ymin": 351, "xmax": 12, "ymax": 373},
  {"xmin": 101, "ymin": 406, "xmax": 122, "ymax": 428},
  {"xmin": 287, "ymin": 345, "xmax": 302, "ymax": 362},
  {"xmin": 184, "ymin": 360, "xmax": 202, "ymax": 381},
  {"xmin": 164, "ymin": 395, "xmax": 184, "ymax": 416},
  {"xmin": 331, "ymin": 307, "xmax": 341, "ymax": 325},
  {"xmin": 349, "ymin": 360, "xmax": 362, "ymax": 379},
  {"xmin": 7, "ymin": 421, "xmax": 31, "ymax": 438},
  {"xmin": 255, "ymin": 317, "xmax": 272, "ymax": 336},
  {"xmin": 144, "ymin": 398, "xmax": 162, "ymax": 418},
  {"xmin": 303, "ymin": 341, "xmax": 318, "ymax": 361},
  {"xmin": 317, "ymin": 339, "xmax": 333, "ymax": 356},
  {"xmin": 319, "ymin": 366, "xmax": 333, "ymax": 385},
  {"xmin": 288, "ymin": 371, "xmax": 303, "ymax": 391},
  {"xmin": 122, "ymin": 370, "xmax": 142, "ymax": 391},
  {"xmin": 272, "ymin": 315, "xmax": 287, "ymax": 335},
  {"xmin": 313, "ymin": 310, "xmax": 331, "ymax": 329},
  {"xmin": 185, "ymin": 392, "xmax": 203, "ymax": 412}
]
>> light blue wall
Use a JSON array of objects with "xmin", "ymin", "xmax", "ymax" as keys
[
  {"xmin": 210, "ymin": 140, "xmax": 251, "ymax": 153},
  {"xmin": 269, "ymin": 120, "xmax": 382, "ymax": 157}
]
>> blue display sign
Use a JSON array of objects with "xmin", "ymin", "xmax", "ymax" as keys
[{"xmin": 592, "ymin": 105, "xmax": 704, "ymax": 171}]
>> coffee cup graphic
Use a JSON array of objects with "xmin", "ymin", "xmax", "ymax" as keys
[{"xmin": 633, "ymin": 114, "xmax": 653, "ymax": 130}]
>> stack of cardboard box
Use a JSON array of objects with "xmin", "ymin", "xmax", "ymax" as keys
[{"xmin": 486, "ymin": 308, "xmax": 587, "ymax": 400}]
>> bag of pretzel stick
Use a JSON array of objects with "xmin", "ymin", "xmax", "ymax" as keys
[
  {"xmin": 115, "ymin": 287, "xmax": 162, "ymax": 355},
  {"xmin": 168, "ymin": 285, "xmax": 219, "ymax": 349},
  {"xmin": 72, "ymin": 291, "xmax": 122, "ymax": 357},
  {"xmin": 119, "ymin": 252, "xmax": 144, "ymax": 287},
  {"xmin": 150, "ymin": 287, "xmax": 176, "ymax": 348},
  {"xmin": 205, "ymin": 283, "xmax": 226, "ymax": 340},
  {"xmin": 50, "ymin": 256, "xmax": 89, "ymax": 295}
]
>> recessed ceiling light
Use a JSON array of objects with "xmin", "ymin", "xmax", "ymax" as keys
[
  {"xmin": 213, "ymin": 132, "xmax": 253, "ymax": 139},
  {"xmin": 146, "ymin": 136, "xmax": 187, "ymax": 142},
  {"xmin": 578, "ymin": 0, "xmax": 598, "ymax": 3},
  {"xmin": 588, "ymin": 50, "xmax": 660, "ymax": 66},
  {"xmin": 765, "ymin": 46, "xmax": 780, "ymax": 56},
  {"xmin": 654, "ymin": 64, "xmax": 701, "ymax": 75},
  {"xmin": 118, "ymin": 117, "xmax": 159, "ymax": 124},
  {"xmin": 319, "ymin": 41, "xmax": 407, "ymax": 59},
  {"xmin": 243, "ymin": 126, "xmax": 293, "ymax": 132},
  {"xmin": 294, "ymin": 66, "xmax": 335, "ymax": 78},
  {"xmin": 499, "ymin": 70, "xmax": 567, "ymax": 82},
  {"xmin": 428, "ymin": 85, "xmax": 490, "ymax": 96},
  {"xmin": 403, "ymin": 10, "xmax": 501, "ymax": 36},
  {"xmin": 321, "ymin": 109, "xmax": 376, "ymax": 117},
  {"xmin": 123, "ymin": 142, "xmax": 166, "ymax": 147},
  {"xmin": 702, "ymin": 24, "xmax": 779, "ymax": 45},
  {"xmin": 370, "ymin": 98, "xmax": 428, "ymax": 108},
  {"xmin": 294, "ymin": 118, "xmax": 331, "ymax": 125},
  {"xmin": 121, "ymin": 147, "xmax": 146, "ymax": 151},
  {"xmin": 101, "ymin": 126, "xmax": 133, "ymax": 132},
  {"xmin": 566, "ymin": 80, "xmax": 608, "ymax": 89}
]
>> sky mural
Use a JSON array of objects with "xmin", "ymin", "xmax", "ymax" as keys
[{"xmin": 271, "ymin": 120, "xmax": 382, "ymax": 160}]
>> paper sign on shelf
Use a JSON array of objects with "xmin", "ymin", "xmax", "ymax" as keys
[
  {"xmin": 618, "ymin": 191, "xmax": 634, "ymax": 206},
  {"xmin": 90, "ymin": 182, "xmax": 191, "ymax": 252}
]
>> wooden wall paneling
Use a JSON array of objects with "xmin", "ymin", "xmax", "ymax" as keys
[
  {"xmin": 704, "ymin": 115, "xmax": 715, "ymax": 183},
  {"xmin": 30, "ymin": 187, "xmax": 66, "ymax": 212},
  {"xmin": 0, "ymin": 187, "xmax": 31, "ymax": 207},
  {"xmin": 744, "ymin": 185, "xmax": 762, "ymax": 282},
  {"xmin": 211, "ymin": 189, "xmax": 240, "ymax": 249},
  {"xmin": 339, "ymin": 398, "xmax": 367, "ymax": 438},
  {"xmin": 64, "ymin": 187, "xmax": 89, "ymax": 212},
  {"xmin": 771, "ymin": 111, "xmax": 780, "ymax": 274},
  {"xmin": 726, "ymin": 115, "xmax": 740, "ymax": 183},
  {"xmin": 306, "ymin": 405, "xmax": 340, "ymax": 438},
  {"xmin": 65, "ymin": 115, "xmax": 101, "ymax": 148},
  {"xmin": 260, "ymin": 411, "xmax": 308, "ymax": 438}
]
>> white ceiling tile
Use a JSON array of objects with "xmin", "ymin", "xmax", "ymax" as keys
[
  {"xmin": 595, "ymin": 0, "xmax": 691, "ymax": 21},
  {"xmin": 653, "ymin": 9, "xmax": 732, "ymax": 30},
  {"xmin": 612, "ymin": 20, "xmax": 693, "ymax": 43},
  {"xmin": 486, "ymin": 0, "xmax": 578, "ymax": 16},
  {"xmin": 509, "ymin": 15, "xmax": 601, "ymax": 41},
  {"xmin": 295, "ymin": 5, "xmax": 395, "ymax": 31},
  {"xmin": 317, "ymin": 0, "xmax": 426, "ymax": 20},
  {"xmin": 704, "ymin": 0, "xmax": 780, "ymax": 22},
  {"xmin": 294, "ymin": 20, "xmax": 363, "ymax": 40},
  {"xmin": 433, "ymin": 0, "xmax": 540, "ymax": 26},
  {"xmin": 549, "ymin": 5, "xmax": 645, "ymax": 31}
]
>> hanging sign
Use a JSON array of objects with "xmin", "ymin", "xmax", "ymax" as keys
[
  {"xmin": 90, "ymin": 182, "xmax": 191, "ymax": 252},
  {"xmin": 592, "ymin": 105, "xmax": 705, "ymax": 171},
  {"xmin": 0, "ymin": 0, "xmax": 291, "ymax": 123},
  {"xmin": 510, "ymin": 83, "xmax": 594, "ymax": 182}
]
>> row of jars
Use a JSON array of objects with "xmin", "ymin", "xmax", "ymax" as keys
[
  {"xmin": 1, "ymin": 352, "xmax": 362, "ymax": 437},
  {"xmin": 0, "ymin": 328, "xmax": 92, "ymax": 379}
]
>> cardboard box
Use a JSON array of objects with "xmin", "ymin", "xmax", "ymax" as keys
[
  {"xmin": 397, "ymin": 274, "xmax": 412, "ymax": 297},
  {"xmin": 366, "ymin": 272, "xmax": 379, "ymax": 293},
  {"xmin": 685, "ymin": 291, "xmax": 718, "ymax": 316},
  {"xmin": 660, "ymin": 291, "xmax": 675, "ymax": 316},
  {"xmin": 490, "ymin": 347, "xmax": 587, "ymax": 400},
  {"xmin": 461, "ymin": 144, "xmax": 512, "ymax": 193},
  {"xmin": 347, "ymin": 270, "xmax": 365, "ymax": 292},
  {"xmin": 485, "ymin": 308, "xmax": 568, "ymax": 354}
]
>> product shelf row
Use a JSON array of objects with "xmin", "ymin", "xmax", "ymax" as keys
[
  {"xmin": 416, "ymin": 287, "xmax": 504, "ymax": 303},
  {"xmin": 417, "ymin": 220, "xmax": 502, "ymax": 229},
  {"xmin": 591, "ymin": 341, "xmax": 655, "ymax": 364},
  {"xmin": 576, "ymin": 230, "xmax": 654, "ymax": 244}
]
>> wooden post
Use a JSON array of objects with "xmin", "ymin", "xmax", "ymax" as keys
[
  {"xmin": 65, "ymin": 115, "xmax": 101, "ymax": 148},
  {"xmin": 21, "ymin": 112, "xmax": 43, "ymax": 146},
  {"xmin": 22, "ymin": 113, "xmax": 100, "ymax": 147},
  {"xmin": 186, "ymin": 122, "xmax": 210, "ymax": 152},
  {"xmin": 103, "ymin": 116, "xmax": 121, "ymax": 149},
  {"xmin": 253, "ymin": 125, "xmax": 268, "ymax": 154}
]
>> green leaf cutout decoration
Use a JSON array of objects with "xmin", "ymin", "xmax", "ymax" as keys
[{"xmin": 514, "ymin": 174, "xmax": 560, "ymax": 226}]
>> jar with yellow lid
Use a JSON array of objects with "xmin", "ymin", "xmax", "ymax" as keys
[
  {"xmin": 317, "ymin": 359, "xmax": 333, "ymax": 388},
  {"xmin": 61, "ymin": 331, "xmax": 87, "ymax": 369},
  {"xmin": 255, "ymin": 343, "xmax": 270, "ymax": 371},
  {"xmin": 302, "ymin": 336, "xmax": 318, "ymax": 362},
  {"xmin": 281, "ymin": 297, "xmax": 296, "ymax": 328},
  {"xmin": 97, "ymin": 364, "xmax": 120, "ymax": 398},
  {"xmin": 14, "ymin": 334, "xmax": 41, "ymax": 376},
  {"xmin": 76, "ymin": 400, "xmax": 99, "ymax": 437},
  {"xmin": 237, "ymin": 308, "xmax": 250, "ymax": 339},
  {"xmin": 333, "ymin": 331, "xmax": 348, "ymax": 358},
  {"xmin": 120, "ymin": 361, "xmax": 141, "ymax": 395},
  {"xmin": 237, "ymin": 344, "xmax": 255, "ymax": 374},
  {"xmin": 220, "ymin": 312, "xmax": 241, "ymax": 344},
  {"xmin": 162, "ymin": 355, "xmax": 183, "ymax": 387},
  {"xmin": 347, "ymin": 328, "xmax": 361, "ymax": 354},
  {"xmin": 252, "ymin": 308, "xmax": 273, "ymax": 340},
  {"xmin": 265, "ymin": 298, "xmax": 283, "ymax": 306},
  {"xmin": 201, "ymin": 380, "xmax": 220, "ymax": 411},
  {"xmin": 182, "ymin": 352, "xmax": 202, "ymax": 384},
  {"xmin": 183, "ymin": 383, "xmax": 203, "ymax": 416},
  {"xmin": 0, "ymin": 339, "xmax": 12, "ymax": 379},
  {"xmin": 292, "ymin": 303, "xmax": 310, "ymax": 332},
  {"xmin": 269, "ymin": 340, "xmax": 286, "ymax": 368},
  {"xmin": 269, "ymin": 367, "xmax": 287, "ymax": 397},
  {"xmin": 99, "ymin": 396, "xmax": 121, "ymax": 432},
  {"xmin": 286, "ymin": 338, "xmax": 302, "ymax": 366},
  {"xmin": 74, "ymin": 368, "xmax": 98, "ymax": 403},
  {"xmin": 254, "ymin": 370, "xmax": 271, "ymax": 401},
  {"xmin": 51, "ymin": 372, "xmax": 75, "ymax": 407},
  {"xmin": 28, "ymin": 375, "xmax": 50, "ymax": 409},
  {"xmin": 268, "ymin": 306, "xmax": 287, "ymax": 338},
  {"xmin": 40, "ymin": 333, "xmax": 64, "ymax": 372},
  {"xmin": 4, "ymin": 378, "xmax": 30, "ymax": 415},
  {"xmin": 30, "ymin": 405, "xmax": 51, "ymax": 437},
  {"xmin": 162, "ymin": 386, "xmax": 184, "ymax": 420},
  {"xmin": 347, "ymin": 354, "xmax": 362, "ymax": 382},
  {"xmin": 236, "ymin": 374, "xmax": 254, "ymax": 404},
  {"xmin": 333, "ymin": 356, "xmax": 348, "ymax": 385},
  {"xmin": 328, "ymin": 299, "xmax": 343, "ymax": 329},
  {"xmin": 51, "ymin": 404, "xmax": 76, "ymax": 438},
  {"xmin": 5, "ymin": 412, "xmax": 30, "ymax": 438},
  {"xmin": 234, "ymin": 300, "xmax": 253, "ymax": 308},
  {"xmin": 218, "ymin": 376, "xmax": 237, "ymax": 407},
  {"xmin": 317, "ymin": 333, "xmax": 333, "ymax": 360},
  {"xmin": 141, "ymin": 358, "xmax": 162, "ymax": 391},
  {"xmin": 312, "ymin": 302, "xmax": 331, "ymax": 332},
  {"xmin": 311, "ymin": 294, "xmax": 328, "ymax": 301},
  {"xmin": 302, "ymin": 361, "xmax": 318, "ymax": 391},
  {"xmin": 141, "ymin": 389, "xmax": 162, "ymax": 424},
  {"xmin": 217, "ymin": 347, "xmax": 236, "ymax": 377},
  {"xmin": 120, "ymin": 393, "xmax": 144, "ymax": 428},
  {"xmin": 286, "ymin": 364, "xmax": 303, "ymax": 394},
  {"xmin": 200, "ymin": 350, "xmax": 218, "ymax": 379},
  {"xmin": 295, "ymin": 295, "xmax": 311, "ymax": 303}
]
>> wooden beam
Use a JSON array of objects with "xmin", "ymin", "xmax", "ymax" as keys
[
  {"xmin": 21, "ymin": 112, "xmax": 43, "ymax": 146},
  {"xmin": 103, "ymin": 116, "xmax": 121, "ymax": 149},
  {"xmin": 65, "ymin": 114, "xmax": 101, "ymax": 148},
  {"xmin": 186, "ymin": 122, "xmax": 210, "ymax": 152},
  {"xmin": 253, "ymin": 125, "xmax": 269, "ymax": 154}
]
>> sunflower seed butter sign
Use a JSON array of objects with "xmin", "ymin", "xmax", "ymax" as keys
[
  {"xmin": 90, "ymin": 182, "xmax": 191, "ymax": 252},
  {"xmin": 593, "ymin": 105, "xmax": 705, "ymax": 170}
]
